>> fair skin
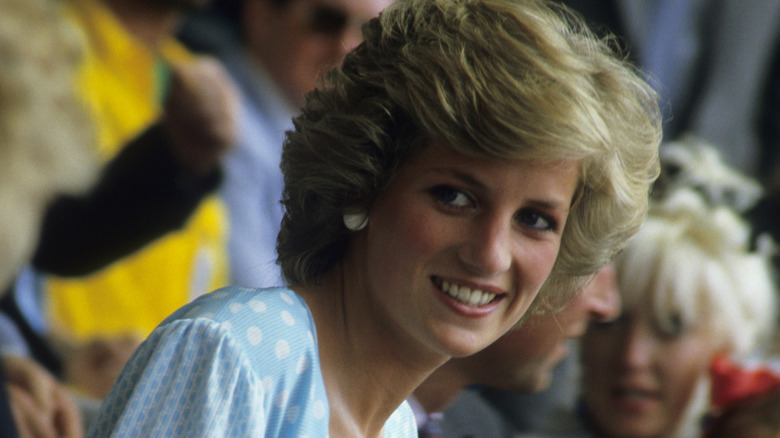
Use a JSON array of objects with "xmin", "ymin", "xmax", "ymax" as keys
[
  {"xmin": 297, "ymin": 143, "xmax": 580, "ymax": 438},
  {"xmin": 3, "ymin": 355, "xmax": 82, "ymax": 438},
  {"xmin": 581, "ymin": 292, "xmax": 722, "ymax": 438},
  {"xmin": 414, "ymin": 264, "xmax": 620, "ymax": 414},
  {"xmin": 243, "ymin": 0, "xmax": 393, "ymax": 108}
]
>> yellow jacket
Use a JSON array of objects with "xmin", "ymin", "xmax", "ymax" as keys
[{"xmin": 46, "ymin": 0, "xmax": 228, "ymax": 340}]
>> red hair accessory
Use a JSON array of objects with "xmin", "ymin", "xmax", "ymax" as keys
[{"xmin": 709, "ymin": 354, "xmax": 780, "ymax": 413}]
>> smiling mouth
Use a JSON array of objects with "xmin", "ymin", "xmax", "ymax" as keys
[{"xmin": 432, "ymin": 277, "xmax": 498, "ymax": 307}]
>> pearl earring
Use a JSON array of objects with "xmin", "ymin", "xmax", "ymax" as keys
[{"xmin": 343, "ymin": 212, "xmax": 368, "ymax": 231}]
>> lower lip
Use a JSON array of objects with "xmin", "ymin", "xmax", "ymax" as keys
[{"xmin": 434, "ymin": 285, "xmax": 503, "ymax": 317}]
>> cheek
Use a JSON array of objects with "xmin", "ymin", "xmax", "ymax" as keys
[
  {"xmin": 664, "ymin": 339, "xmax": 718, "ymax": 406},
  {"xmin": 367, "ymin": 206, "xmax": 447, "ymax": 281},
  {"xmin": 392, "ymin": 208, "xmax": 452, "ymax": 255},
  {"xmin": 580, "ymin": 329, "xmax": 616, "ymax": 370},
  {"xmin": 523, "ymin": 241, "xmax": 563, "ymax": 287}
]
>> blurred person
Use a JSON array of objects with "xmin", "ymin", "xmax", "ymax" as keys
[
  {"xmin": 528, "ymin": 188, "xmax": 778, "ymax": 438},
  {"xmin": 0, "ymin": 0, "xmax": 100, "ymax": 435},
  {"xmin": 411, "ymin": 264, "xmax": 620, "ymax": 438},
  {"xmin": 554, "ymin": 0, "xmax": 780, "ymax": 184},
  {"xmin": 0, "ymin": 0, "xmax": 242, "ymax": 401},
  {"xmin": 86, "ymin": 0, "xmax": 661, "ymax": 435},
  {"xmin": 179, "ymin": 0, "xmax": 393, "ymax": 288},
  {"xmin": 478, "ymin": 134, "xmax": 774, "ymax": 436},
  {"xmin": 553, "ymin": 1, "xmax": 780, "ymax": 264}
]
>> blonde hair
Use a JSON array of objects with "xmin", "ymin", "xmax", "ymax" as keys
[
  {"xmin": 279, "ymin": 0, "xmax": 661, "ymax": 301},
  {"xmin": 0, "ymin": 0, "xmax": 97, "ymax": 289},
  {"xmin": 616, "ymin": 188, "xmax": 778, "ymax": 358}
]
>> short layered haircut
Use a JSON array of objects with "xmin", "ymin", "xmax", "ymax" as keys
[{"xmin": 278, "ymin": 0, "xmax": 662, "ymax": 306}]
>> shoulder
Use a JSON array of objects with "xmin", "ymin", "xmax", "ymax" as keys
[
  {"xmin": 162, "ymin": 286, "xmax": 317, "ymax": 360},
  {"xmin": 519, "ymin": 406, "xmax": 594, "ymax": 438},
  {"xmin": 92, "ymin": 287, "xmax": 329, "ymax": 436},
  {"xmin": 442, "ymin": 389, "xmax": 519, "ymax": 438}
]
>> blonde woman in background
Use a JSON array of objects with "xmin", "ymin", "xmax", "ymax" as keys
[{"xmin": 574, "ymin": 188, "xmax": 777, "ymax": 438}]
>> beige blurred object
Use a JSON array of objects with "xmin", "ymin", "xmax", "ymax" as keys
[
  {"xmin": 0, "ymin": 0, "xmax": 98, "ymax": 291},
  {"xmin": 3, "ymin": 355, "xmax": 84, "ymax": 438}
]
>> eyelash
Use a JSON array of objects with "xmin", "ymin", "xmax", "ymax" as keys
[{"xmin": 428, "ymin": 185, "xmax": 559, "ymax": 233}]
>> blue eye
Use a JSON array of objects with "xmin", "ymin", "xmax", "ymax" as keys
[
  {"xmin": 516, "ymin": 209, "xmax": 557, "ymax": 232},
  {"xmin": 430, "ymin": 186, "xmax": 473, "ymax": 209}
]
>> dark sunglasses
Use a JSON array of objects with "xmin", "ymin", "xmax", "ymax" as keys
[{"xmin": 306, "ymin": 3, "xmax": 349, "ymax": 36}]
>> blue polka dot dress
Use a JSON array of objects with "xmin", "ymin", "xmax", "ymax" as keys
[{"xmin": 87, "ymin": 287, "xmax": 416, "ymax": 437}]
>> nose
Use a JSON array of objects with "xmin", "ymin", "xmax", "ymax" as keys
[
  {"xmin": 584, "ymin": 263, "xmax": 621, "ymax": 323},
  {"xmin": 457, "ymin": 216, "xmax": 513, "ymax": 276},
  {"xmin": 618, "ymin": 319, "xmax": 655, "ymax": 369}
]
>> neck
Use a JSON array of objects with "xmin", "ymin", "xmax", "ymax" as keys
[
  {"xmin": 102, "ymin": 0, "xmax": 182, "ymax": 48},
  {"xmin": 412, "ymin": 361, "xmax": 469, "ymax": 415},
  {"xmin": 297, "ymin": 259, "xmax": 448, "ymax": 437}
]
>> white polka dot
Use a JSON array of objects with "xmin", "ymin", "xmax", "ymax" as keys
[
  {"xmin": 229, "ymin": 302, "xmax": 243, "ymax": 313},
  {"xmin": 275, "ymin": 339, "xmax": 290, "ymax": 359},
  {"xmin": 199, "ymin": 312, "xmax": 215, "ymax": 319},
  {"xmin": 274, "ymin": 390, "xmax": 290, "ymax": 408},
  {"xmin": 313, "ymin": 400, "xmax": 326, "ymax": 419},
  {"xmin": 295, "ymin": 355, "xmax": 310, "ymax": 374},
  {"xmin": 212, "ymin": 291, "xmax": 228, "ymax": 299},
  {"xmin": 281, "ymin": 310, "xmax": 295, "ymax": 326},
  {"xmin": 285, "ymin": 405, "xmax": 299, "ymax": 423},
  {"xmin": 249, "ymin": 299, "xmax": 267, "ymax": 313},
  {"xmin": 280, "ymin": 291, "xmax": 295, "ymax": 305},
  {"xmin": 261, "ymin": 376, "xmax": 273, "ymax": 392},
  {"xmin": 246, "ymin": 326, "xmax": 263, "ymax": 345},
  {"xmin": 221, "ymin": 321, "xmax": 232, "ymax": 332},
  {"xmin": 184, "ymin": 306, "xmax": 201, "ymax": 317}
]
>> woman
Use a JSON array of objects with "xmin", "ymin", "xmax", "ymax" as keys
[
  {"xmin": 577, "ymin": 188, "xmax": 778, "ymax": 438},
  {"xmin": 87, "ymin": 0, "xmax": 661, "ymax": 436}
]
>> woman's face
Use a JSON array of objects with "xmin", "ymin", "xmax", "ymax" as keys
[
  {"xmin": 580, "ymin": 294, "xmax": 721, "ymax": 438},
  {"xmin": 360, "ymin": 143, "xmax": 579, "ymax": 358}
]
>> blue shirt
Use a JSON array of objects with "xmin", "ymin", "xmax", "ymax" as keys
[{"xmin": 88, "ymin": 287, "xmax": 416, "ymax": 437}]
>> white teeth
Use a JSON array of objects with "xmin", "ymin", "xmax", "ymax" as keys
[
  {"xmin": 457, "ymin": 286, "xmax": 470, "ymax": 302},
  {"xmin": 438, "ymin": 280, "xmax": 496, "ymax": 307}
]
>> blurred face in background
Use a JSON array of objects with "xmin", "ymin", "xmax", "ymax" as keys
[
  {"xmin": 580, "ymin": 287, "xmax": 721, "ymax": 438},
  {"xmin": 244, "ymin": 0, "xmax": 394, "ymax": 108},
  {"xmin": 456, "ymin": 264, "xmax": 620, "ymax": 393}
]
